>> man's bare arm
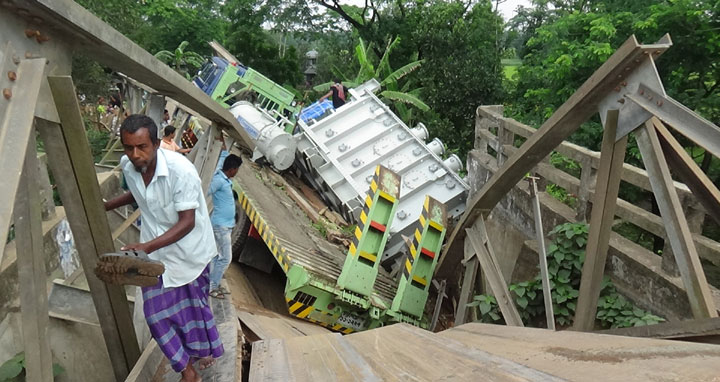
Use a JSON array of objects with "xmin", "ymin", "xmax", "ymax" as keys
[
  {"xmin": 104, "ymin": 191, "xmax": 135, "ymax": 211},
  {"xmin": 122, "ymin": 209, "xmax": 195, "ymax": 254}
]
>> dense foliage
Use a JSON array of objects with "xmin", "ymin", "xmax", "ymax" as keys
[{"xmin": 471, "ymin": 223, "xmax": 665, "ymax": 328}]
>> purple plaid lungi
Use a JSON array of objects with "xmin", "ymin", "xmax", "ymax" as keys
[{"xmin": 141, "ymin": 265, "xmax": 224, "ymax": 372}]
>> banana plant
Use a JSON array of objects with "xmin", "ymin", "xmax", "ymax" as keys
[
  {"xmin": 314, "ymin": 37, "xmax": 428, "ymax": 124},
  {"xmin": 154, "ymin": 41, "xmax": 205, "ymax": 80}
]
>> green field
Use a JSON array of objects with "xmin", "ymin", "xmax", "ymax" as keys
[{"xmin": 501, "ymin": 58, "xmax": 521, "ymax": 80}]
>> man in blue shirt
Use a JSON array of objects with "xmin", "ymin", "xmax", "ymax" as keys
[{"xmin": 209, "ymin": 147, "xmax": 243, "ymax": 298}]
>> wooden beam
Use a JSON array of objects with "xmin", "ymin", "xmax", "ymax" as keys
[
  {"xmin": 455, "ymin": 239, "xmax": 480, "ymax": 326},
  {"xmin": 112, "ymin": 209, "xmax": 141, "ymax": 241},
  {"xmin": 39, "ymin": 75, "xmax": 140, "ymax": 381},
  {"xmin": 0, "ymin": 58, "xmax": 46, "ymax": 265},
  {"xmin": 601, "ymin": 317, "xmax": 720, "ymax": 343},
  {"xmin": 15, "ymin": 131, "xmax": 54, "ymax": 382},
  {"xmin": 466, "ymin": 217, "xmax": 524, "ymax": 327},
  {"xmin": 529, "ymin": 177, "xmax": 555, "ymax": 330},
  {"xmin": 635, "ymin": 121, "xmax": 717, "ymax": 319},
  {"xmin": 25, "ymin": 0, "xmax": 255, "ymax": 151},
  {"xmin": 653, "ymin": 118, "xmax": 720, "ymax": 226},
  {"xmin": 436, "ymin": 35, "xmax": 671, "ymax": 281},
  {"xmin": 574, "ymin": 110, "xmax": 628, "ymax": 331}
]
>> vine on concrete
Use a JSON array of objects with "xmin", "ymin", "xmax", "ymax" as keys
[{"xmin": 470, "ymin": 222, "xmax": 665, "ymax": 329}]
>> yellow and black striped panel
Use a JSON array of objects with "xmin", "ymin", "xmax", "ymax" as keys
[
  {"xmin": 285, "ymin": 298, "xmax": 356, "ymax": 334},
  {"xmin": 351, "ymin": 167, "xmax": 381, "ymax": 258},
  {"xmin": 237, "ymin": 190, "xmax": 291, "ymax": 273},
  {"xmin": 285, "ymin": 297, "xmax": 315, "ymax": 319}
]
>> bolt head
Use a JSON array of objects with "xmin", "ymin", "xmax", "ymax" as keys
[
  {"xmin": 3, "ymin": 89, "xmax": 11, "ymax": 100},
  {"xmin": 7, "ymin": 71, "xmax": 16, "ymax": 81}
]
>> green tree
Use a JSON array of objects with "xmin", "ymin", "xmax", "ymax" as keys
[
  {"xmin": 223, "ymin": 0, "xmax": 303, "ymax": 87},
  {"xmin": 154, "ymin": 41, "xmax": 206, "ymax": 79},
  {"xmin": 412, "ymin": 1, "xmax": 504, "ymax": 160},
  {"xmin": 314, "ymin": 37, "xmax": 429, "ymax": 123}
]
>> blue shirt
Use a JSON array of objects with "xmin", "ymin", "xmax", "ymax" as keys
[{"xmin": 210, "ymin": 151, "xmax": 235, "ymax": 228}]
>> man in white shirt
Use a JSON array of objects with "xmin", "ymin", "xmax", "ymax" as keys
[{"xmin": 103, "ymin": 114, "xmax": 222, "ymax": 382}]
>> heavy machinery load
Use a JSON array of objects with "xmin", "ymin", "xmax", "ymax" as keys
[
  {"xmin": 294, "ymin": 79, "xmax": 469, "ymax": 268},
  {"xmin": 193, "ymin": 56, "xmax": 299, "ymax": 132},
  {"xmin": 228, "ymin": 101, "xmax": 296, "ymax": 171}
]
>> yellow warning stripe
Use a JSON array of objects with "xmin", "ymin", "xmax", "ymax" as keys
[
  {"xmin": 370, "ymin": 179, "xmax": 378, "ymax": 193},
  {"xmin": 349, "ymin": 242, "xmax": 357, "ymax": 255},
  {"xmin": 359, "ymin": 251, "xmax": 377, "ymax": 263},
  {"xmin": 405, "ymin": 259, "xmax": 412, "ymax": 274},
  {"xmin": 423, "ymin": 197, "xmax": 429, "ymax": 212},
  {"xmin": 429, "ymin": 220, "xmax": 444, "ymax": 231},
  {"xmin": 414, "ymin": 229, "xmax": 422, "ymax": 244},
  {"xmin": 418, "ymin": 214, "xmax": 426, "ymax": 228},
  {"xmin": 360, "ymin": 210, "xmax": 367, "ymax": 225},
  {"xmin": 354, "ymin": 226, "xmax": 363, "ymax": 241},
  {"xmin": 378, "ymin": 190, "xmax": 396, "ymax": 203},
  {"xmin": 365, "ymin": 195, "xmax": 373, "ymax": 208},
  {"xmin": 297, "ymin": 306, "xmax": 314, "ymax": 318},
  {"xmin": 289, "ymin": 301, "xmax": 304, "ymax": 312},
  {"xmin": 409, "ymin": 242, "xmax": 417, "ymax": 258},
  {"xmin": 412, "ymin": 275, "xmax": 428, "ymax": 286}
]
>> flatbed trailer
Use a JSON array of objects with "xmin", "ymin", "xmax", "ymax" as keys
[{"xmin": 232, "ymin": 161, "xmax": 404, "ymax": 333}]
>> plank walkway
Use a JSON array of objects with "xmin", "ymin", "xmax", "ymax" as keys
[{"xmin": 248, "ymin": 322, "xmax": 720, "ymax": 381}]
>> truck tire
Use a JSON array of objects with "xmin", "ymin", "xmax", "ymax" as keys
[{"xmin": 231, "ymin": 203, "xmax": 251, "ymax": 262}]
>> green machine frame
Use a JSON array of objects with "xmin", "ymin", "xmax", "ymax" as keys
[{"xmin": 209, "ymin": 65, "xmax": 299, "ymax": 132}]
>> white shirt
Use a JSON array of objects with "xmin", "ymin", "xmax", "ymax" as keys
[{"xmin": 121, "ymin": 148, "xmax": 216, "ymax": 287}]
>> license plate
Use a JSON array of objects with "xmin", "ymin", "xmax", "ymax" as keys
[{"xmin": 336, "ymin": 312, "xmax": 366, "ymax": 330}]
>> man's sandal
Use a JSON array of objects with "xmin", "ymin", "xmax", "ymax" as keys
[
  {"xmin": 209, "ymin": 289, "xmax": 225, "ymax": 299},
  {"xmin": 95, "ymin": 250, "xmax": 165, "ymax": 287}
]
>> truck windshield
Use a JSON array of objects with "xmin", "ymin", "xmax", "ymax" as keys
[{"xmin": 196, "ymin": 61, "xmax": 217, "ymax": 89}]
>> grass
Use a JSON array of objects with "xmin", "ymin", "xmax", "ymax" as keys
[{"xmin": 501, "ymin": 58, "xmax": 521, "ymax": 80}]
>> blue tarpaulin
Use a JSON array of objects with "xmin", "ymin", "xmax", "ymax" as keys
[{"xmin": 298, "ymin": 100, "xmax": 334, "ymax": 123}]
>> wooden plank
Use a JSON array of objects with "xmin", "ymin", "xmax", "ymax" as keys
[
  {"xmin": 440, "ymin": 322, "xmax": 720, "ymax": 381},
  {"xmin": 437, "ymin": 35, "xmax": 671, "ymax": 281},
  {"xmin": 529, "ymin": 177, "xmax": 555, "ymax": 330},
  {"xmin": 635, "ymin": 121, "xmax": 717, "ymax": 319},
  {"xmin": 15, "ymin": 132, "xmax": 54, "ymax": 382},
  {"xmin": 249, "ymin": 339, "xmax": 292, "ymax": 382},
  {"xmin": 238, "ymin": 311, "xmax": 302, "ymax": 340},
  {"xmin": 653, "ymin": 118, "xmax": 720, "ymax": 226},
  {"xmin": 282, "ymin": 333, "xmax": 381, "ymax": 381},
  {"xmin": 40, "ymin": 75, "xmax": 140, "ymax": 381},
  {"xmin": 601, "ymin": 317, "xmax": 720, "ymax": 342},
  {"xmin": 574, "ymin": 110, "xmax": 628, "ymax": 331},
  {"xmin": 111, "ymin": 209, "xmax": 142, "ymax": 241},
  {"xmin": 27, "ymin": 0, "xmax": 255, "ymax": 151},
  {"xmin": 454, "ymin": 240, "xmax": 479, "ymax": 326},
  {"xmin": 345, "ymin": 323, "xmax": 560, "ymax": 381},
  {"xmin": 466, "ymin": 221, "xmax": 524, "ymax": 327},
  {"xmin": 124, "ymin": 340, "xmax": 164, "ymax": 382},
  {"xmin": 0, "ymin": 58, "xmax": 46, "ymax": 265}
]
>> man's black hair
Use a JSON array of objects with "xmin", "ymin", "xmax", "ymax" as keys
[
  {"xmin": 222, "ymin": 154, "xmax": 243, "ymax": 172},
  {"xmin": 333, "ymin": 78, "xmax": 342, "ymax": 84},
  {"xmin": 163, "ymin": 125, "xmax": 176, "ymax": 137},
  {"xmin": 120, "ymin": 114, "xmax": 159, "ymax": 145}
]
